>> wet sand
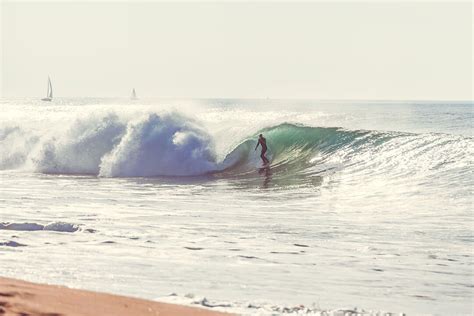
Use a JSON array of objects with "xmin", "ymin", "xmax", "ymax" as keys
[{"xmin": 0, "ymin": 277, "xmax": 231, "ymax": 316}]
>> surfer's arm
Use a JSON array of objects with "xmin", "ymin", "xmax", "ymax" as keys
[{"xmin": 255, "ymin": 141, "xmax": 260, "ymax": 151}]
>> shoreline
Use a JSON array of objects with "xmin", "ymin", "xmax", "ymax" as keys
[{"xmin": 0, "ymin": 277, "xmax": 231, "ymax": 316}]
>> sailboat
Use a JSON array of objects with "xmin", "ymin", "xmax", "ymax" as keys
[
  {"xmin": 41, "ymin": 76, "xmax": 53, "ymax": 101},
  {"xmin": 131, "ymin": 88, "xmax": 138, "ymax": 100}
]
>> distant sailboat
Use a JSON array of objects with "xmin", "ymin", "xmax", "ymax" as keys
[
  {"xmin": 41, "ymin": 76, "xmax": 53, "ymax": 101},
  {"xmin": 131, "ymin": 88, "xmax": 138, "ymax": 100}
]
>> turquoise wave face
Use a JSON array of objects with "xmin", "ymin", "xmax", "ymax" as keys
[
  {"xmin": 216, "ymin": 122, "xmax": 472, "ymax": 189},
  {"xmin": 214, "ymin": 123, "xmax": 369, "ymax": 189},
  {"xmin": 219, "ymin": 123, "xmax": 369, "ymax": 174}
]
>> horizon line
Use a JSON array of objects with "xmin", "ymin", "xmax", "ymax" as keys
[{"xmin": 1, "ymin": 96, "xmax": 473, "ymax": 102}]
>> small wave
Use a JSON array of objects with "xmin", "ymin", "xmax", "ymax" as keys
[
  {"xmin": 0, "ymin": 240, "xmax": 27, "ymax": 247},
  {"xmin": 184, "ymin": 246, "xmax": 204, "ymax": 250},
  {"xmin": 0, "ymin": 222, "xmax": 79, "ymax": 233}
]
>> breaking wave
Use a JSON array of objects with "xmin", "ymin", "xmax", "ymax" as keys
[{"xmin": 0, "ymin": 111, "xmax": 471, "ymax": 184}]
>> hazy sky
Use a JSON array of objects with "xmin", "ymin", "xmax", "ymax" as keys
[{"xmin": 1, "ymin": 1, "xmax": 472, "ymax": 99}]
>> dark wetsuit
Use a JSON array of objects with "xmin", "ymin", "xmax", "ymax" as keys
[
  {"xmin": 260, "ymin": 138, "xmax": 267, "ymax": 155},
  {"xmin": 256, "ymin": 136, "xmax": 269, "ymax": 164}
]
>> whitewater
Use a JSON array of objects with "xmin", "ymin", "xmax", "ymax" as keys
[{"xmin": 0, "ymin": 98, "xmax": 472, "ymax": 315}]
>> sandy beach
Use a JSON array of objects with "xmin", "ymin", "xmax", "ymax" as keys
[{"xmin": 0, "ymin": 277, "xmax": 230, "ymax": 316}]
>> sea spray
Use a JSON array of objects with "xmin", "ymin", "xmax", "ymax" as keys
[
  {"xmin": 31, "ymin": 113, "xmax": 125, "ymax": 174},
  {"xmin": 99, "ymin": 113, "xmax": 217, "ymax": 177}
]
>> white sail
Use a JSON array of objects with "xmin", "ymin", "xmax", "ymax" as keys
[
  {"xmin": 48, "ymin": 77, "xmax": 53, "ymax": 99},
  {"xmin": 42, "ymin": 76, "xmax": 53, "ymax": 101},
  {"xmin": 131, "ymin": 88, "xmax": 137, "ymax": 100}
]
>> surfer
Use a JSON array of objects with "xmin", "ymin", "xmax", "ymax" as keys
[{"xmin": 255, "ymin": 134, "xmax": 269, "ymax": 164}]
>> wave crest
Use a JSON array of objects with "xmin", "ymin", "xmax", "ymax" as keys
[
  {"xmin": 32, "ymin": 113, "xmax": 125, "ymax": 174},
  {"xmin": 99, "ymin": 113, "xmax": 217, "ymax": 177}
]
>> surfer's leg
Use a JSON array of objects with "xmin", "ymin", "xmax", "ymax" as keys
[{"xmin": 261, "ymin": 149, "xmax": 269, "ymax": 164}]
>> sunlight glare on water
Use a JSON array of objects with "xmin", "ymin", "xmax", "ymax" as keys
[{"xmin": 0, "ymin": 98, "xmax": 472, "ymax": 315}]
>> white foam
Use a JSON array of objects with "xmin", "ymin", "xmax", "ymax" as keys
[
  {"xmin": 157, "ymin": 293, "xmax": 399, "ymax": 316},
  {"xmin": 99, "ymin": 113, "xmax": 218, "ymax": 177},
  {"xmin": 0, "ymin": 222, "xmax": 44, "ymax": 231},
  {"xmin": 1, "ymin": 110, "xmax": 232, "ymax": 177},
  {"xmin": 43, "ymin": 222, "xmax": 79, "ymax": 233},
  {"xmin": 0, "ymin": 222, "xmax": 79, "ymax": 233},
  {"xmin": 30, "ymin": 113, "xmax": 126, "ymax": 175}
]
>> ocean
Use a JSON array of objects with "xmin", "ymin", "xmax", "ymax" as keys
[{"xmin": 0, "ymin": 98, "xmax": 472, "ymax": 315}]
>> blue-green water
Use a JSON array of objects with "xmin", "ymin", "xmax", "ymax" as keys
[{"xmin": 0, "ymin": 98, "xmax": 472, "ymax": 315}]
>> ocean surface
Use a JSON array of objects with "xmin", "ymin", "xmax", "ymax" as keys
[{"xmin": 0, "ymin": 98, "xmax": 472, "ymax": 315}]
